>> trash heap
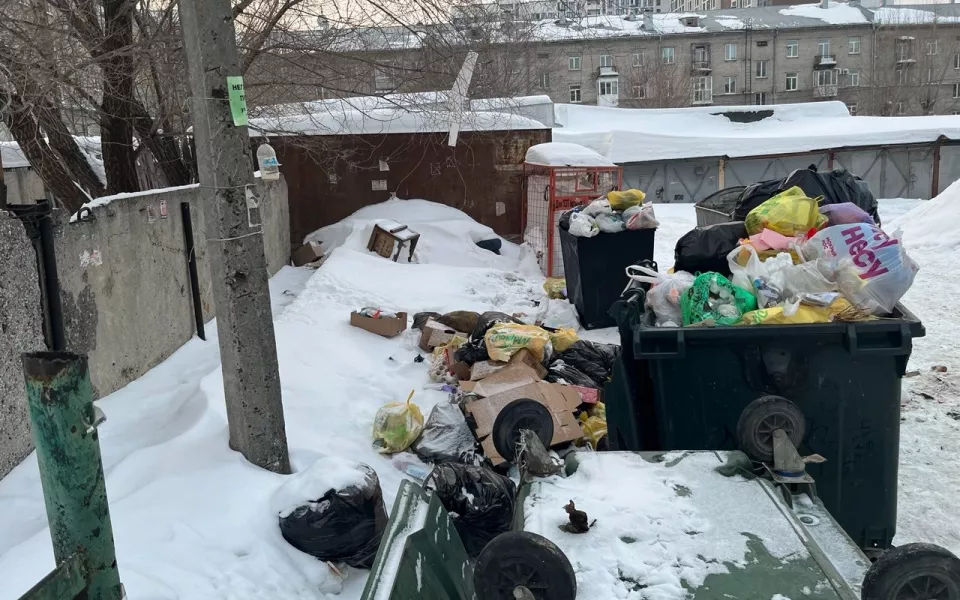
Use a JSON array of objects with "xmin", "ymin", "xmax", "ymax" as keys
[
  {"xmin": 563, "ymin": 189, "xmax": 658, "ymax": 237},
  {"xmin": 659, "ymin": 187, "xmax": 919, "ymax": 327}
]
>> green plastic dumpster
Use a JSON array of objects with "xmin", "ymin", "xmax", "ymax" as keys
[{"xmin": 605, "ymin": 288, "xmax": 925, "ymax": 553}]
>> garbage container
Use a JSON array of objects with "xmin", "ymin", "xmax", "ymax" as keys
[
  {"xmin": 559, "ymin": 227, "xmax": 655, "ymax": 330},
  {"xmin": 605, "ymin": 289, "xmax": 925, "ymax": 552},
  {"xmin": 694, "ymin": 186, "xmax": 743, "ymax": 227}
]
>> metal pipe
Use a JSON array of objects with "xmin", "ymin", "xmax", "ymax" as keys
[
  {"xmin": 37, "ymin": 203, "xmax": 66, "ymax": 351},
  {"xmin": 932, "ymin": 138, "xmax": 942, "ymax": 197},
  {"xmin": 180, "ymin": 202, "xmax": 206, "ymax": 341},
  {"xmin": 21, "ymin": 352, "xmax": 123, "ymax": 600}
]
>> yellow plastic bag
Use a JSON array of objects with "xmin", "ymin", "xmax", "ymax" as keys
[
  {"xmin": 578, "ymin": 402, "xmax": 607, "ymax": 449},
  {"xmin": 607, "ymin": 189, "xmax": 646, "ymax": 211},
  {"xmin": 484, "ymin": 323, "xmax": 551, "ymax": 362},
  {"xmin": 543, "ymin": 278, "xmax": 567, "ymax": 299},
  {"xmin": 372, "ymin": 391, "xmax": 424, "ymax": 454},
  {"xmin": 744, "ymin": 186, "xmax": 828, "ymax": 236},
  {"xmin": 738, "ymin": 297, "xmax": 867, "ymax": 326},
  {"xmin": 549, "ymin": 328, "xmax": 579, "ymax": 354}
]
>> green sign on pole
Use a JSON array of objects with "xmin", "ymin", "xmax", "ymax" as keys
[{"xmin": 227, "ymin": 76, "xmax": 248, "ymax": 127}]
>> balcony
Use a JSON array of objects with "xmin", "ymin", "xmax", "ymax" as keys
[
  {"xmin": 691, "ymin": 61, "xmax": 711, "ymax": 73},
  {"xmin": 813, "ymin": 84, "xmax": 838, "ymax": 98},
  {"xmin": 896, "ymin": 54, "xmax": 916, "ymax": 65},
  {"xmin": 598, "ymin": 65, "xmax": 618, "ymax": 76},
  {"xmin": 814, "ymin": 55, "xmax": 837, "ymax": 70}
]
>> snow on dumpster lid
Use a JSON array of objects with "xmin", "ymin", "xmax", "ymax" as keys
[{"xmin": 525, "ymin": 142, "xmax": 616, "ymax": 167}]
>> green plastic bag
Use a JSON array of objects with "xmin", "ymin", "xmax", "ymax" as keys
[
  {"xmin": 681, "ymin": 272, "xmax": 758, "ymax": 326},
  {"xmin": 372, "ymin": 391, "xmax": 424, "ymax": 454}
]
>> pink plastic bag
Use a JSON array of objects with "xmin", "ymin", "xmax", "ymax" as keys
[{"xmin": 820, "ymin": 203, "xmax": 874, "ymax": 226}]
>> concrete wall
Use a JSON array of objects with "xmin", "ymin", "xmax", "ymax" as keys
[
  {"xmin": 55, "ymin": 177, "xmax": 290, "ymax": 398},
  {"xmin": 0, "ymin": 215, "xmax": 44, "ymax": 478}
]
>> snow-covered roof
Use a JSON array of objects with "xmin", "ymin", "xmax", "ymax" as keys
[
  {"xmin": 248, "ymin": 107, "xmax": 547, "ymax": 137},
  {"xmin": 1, "ymin": 142, "xmax": 29, "ymax": 169},
  {"xmin": 525, "ymin": 142, "xmax": 615, "ymax": 167},
  {"xmin": 1, "ymin": 137, "xmax": 107, "ymax": 183},
  {"xmin": 553, "ymin": 102, "xmax": 960, "ymax": 163}
]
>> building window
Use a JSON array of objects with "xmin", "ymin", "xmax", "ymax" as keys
[
  {"xmin": 692, "ymin": 76, "xmax": 713, "ymax": 104},
  {"xmin": 633, "ymin": 51, "xmax": 644, "ymax": 67},
  {"xmin": 896, "ymin": 39, "xmax": 912, "ymax": 61},
  {"xmin": 755, "ymin": 60, "xmax": 768, "ymax": 78},
  {"xmin": 898, "ymin": 67, "xmax": 909, "ymax": 86},
  {"xmin": 374, "ymin": 68, "xmax": 393, "ymax": 91},
  {"xmin": 600, "ymin": 54, "xmax": 614, "ymax": 68},
  {"xmin": 599, "ymin": 79, "xmax": 619, "ymax": 96},
  {"xmin": 954, "ymin": 83, "xmax": 960, "ymax": 98},
  {"xmin": 926, "ymin": 67, "xmax": 934, "ymax": 85},
  {"xmin": 724, "ymin": 75, "xmax": 737, "ymax": 94},
  {"xmin": 815, "ymin": 69, "xmax": 837, "ymax": 87},
  {"xmin": 754, "ymin": 92, "xmax": 767, "ymax": 105},
  {"xmin": 661, "ymin": 47, "xmax": 675, "ymax": 64},
  {"xmin": 693, "ymin": 45, "xmax": 709, "ymax": 64},
  {"xmin": 818, "ymin": 39, "xmax": 830, "ymax": 57},
  {"xmin": 897, "ymin": 101, "xmax": 905, "ymax": 115},
  {"xmin": 848, "ymin": 68, "xmax": 860, "ymax": 87},
  {"xmin": 725, "ymin": 43, "xmax": 737, "ymax": 61},
  {"xmin": 569, "ymin": 84, "xmax": 582, "ymax": 103},
  {"xmin": 955, "ymin": 53, "xmax": 960, "ymax": 69},
  {"xmin": 848, "ymin": 36, "xmax": 861, "ymax": 55},
  {"xmin": 569, "ymin": 55, "xmax": 581, "ymax": 70},
  {"xmin": 633, "ymin": 84, "xmax": 647, "ymax": 99},
  {"xmin": 927, "ymin": 40, "xmax": 939, "ymax": 56},
  {"xmin": 847, "ymin": 102, "xmax": 858, "ymax": 115},
  {"xmin": 537, "ymin": 72, "xmax": 550, "ymax": 89},
  {"xmin": 786, "ymin": 40, "xmax": 798, "ymax": 58},
  {"xmin": 785, "ymin": 72, "xmax": 798, "ymax": 91}
]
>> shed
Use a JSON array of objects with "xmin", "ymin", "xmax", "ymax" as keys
[
  {"xmin": 249, "ymin": 107, "xmax": 551, "ymax": 246},
  {"xmin": 522, "ymin": 142, "xmax": 621, "ymax": 276},
  {"xmin": 1, "ymin": 142, "xmax": 46, "ymax": 207}
]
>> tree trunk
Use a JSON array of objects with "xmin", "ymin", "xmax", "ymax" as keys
[
  {"xmin": 130, "ymin": 99, "xmax": 193, "ymax": 186},
  {"xmin": 4, "ymin": 93, "xmax": 89, "ymax": 214},
  {"xmin": 100, "ymin": 0, "xmax": 140, "ymax": 194},
  {"xmin": 37, "ymin": 99, "xmax": 106, "ymax": 198}
]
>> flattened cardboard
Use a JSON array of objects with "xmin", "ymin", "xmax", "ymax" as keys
[
  {"xmin": 509, "ymin": 348, "xmax": 548, "ymax": 379},
  {"xmin": 449, "ymin": 361, "xmax": 471, "ymax": 381},
  {"xmin": 292, "ymin": 242, "xmax": 323, "ymax": 266},
  {"xmin": 350, "ymin": 311, "xmax": 408, "ymax": 338},
  {"xmin": 469, "ymin": 363, "xmax": 542, "ymax": 398},
  {"xmin": 469, "ymin": 360, "xmax": 508, "ymax": 381},
  {"xmin": 467, "ymin": 381, "xmax": 584, "ymax": 466},
  {"xmin": 418, "ymin": 319, "xmax": 466, "ymax": 352}
]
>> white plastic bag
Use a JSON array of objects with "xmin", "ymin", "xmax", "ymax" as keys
[
  {"xmin": 626, "ymin": 265, "xmax": 695, "ymax": 326},
  {"xmin": 569, "ymin": 212, "xmax": 599, "ymax": 238},
  {"xmin": 582, "ymin": 199, "xmax": 612, "ymax": 217},
  {"xmin": 727, "ymin": 246, "xmax": 792, "ymax": 308},
  {"xmin": 623, "ymin": 203, "xmax": 659, "ymax": 230},
  {"xmin": 800, "ymin": 224, "xmax": 919, "ymax": 314},
  {"xmin": 540, "ymin": 298, "xmax": 581, "ymax": 330},
  {"xmin": 594, "ymin": 212, "xmax": 625, "ymax": 233}
]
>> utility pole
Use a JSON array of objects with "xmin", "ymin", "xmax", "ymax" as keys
[{"xmin": 178, "ymin": 0, "xmax": 290, "ymax": 474}]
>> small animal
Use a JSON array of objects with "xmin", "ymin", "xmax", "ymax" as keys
[{"xmin": 563, "ymin": 500, "xmax": 594, "ymax": 534}]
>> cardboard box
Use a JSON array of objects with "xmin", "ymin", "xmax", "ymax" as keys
[
  {"xmin": 350, "ymin": 311, "xmax": 408, "ymax": 338},
  {"xmin": 449, "ymin": 361, "xmax": 471, "ymax": 381},
  {"xmin": 469, "ymin": 363, "xmax": 542, "ymax": 398},
  {"xmin": 469, "ymin": 349, "xmax": 547, "ymax": 382},
  {"xmin": 465, "ymin": 381, "xmax": 584, "ymax": 466},
  {"xmin": 292, "ymin": 242, "xmax": 324, "ymax": 266},
  {"xmin": 419, "ymin": 319, "xmax": 466, "ymax": 352},
  {"xmin": 469, "ymin": 360, "xmax": 508, "ymax": 381}
]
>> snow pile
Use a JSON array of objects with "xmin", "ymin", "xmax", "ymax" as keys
[
  {"xmin": 889, "ymin": 179, "xmax": 960, "ymax": 250},
  {"xmin": 779, "ymin": 2, "xmax": 869, "ymax": 24},
  {"xmin": 524, "ymin": 452, "xmax": 808, "ymax": 598},
  {"xmin": 525, "ymin": 142, "xmax": 615, "ymax": 167},
  {"xmin": 270, "ymin": 456, "xmax": 371, "ymax": 518},
  {"xmin": 305, "ymin": 197, "xmax": 529, "ymax": 270}
]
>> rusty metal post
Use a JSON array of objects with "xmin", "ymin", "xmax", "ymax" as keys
[{"xmin": 22, "ymin": 352, "xmax": 123, "ymax": 600}]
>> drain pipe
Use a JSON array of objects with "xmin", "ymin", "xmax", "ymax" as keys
[{"xmin": 11, "ymin": 200, "xmax": 66, "ymax": 351}]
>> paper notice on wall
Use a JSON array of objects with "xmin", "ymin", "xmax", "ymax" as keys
[
  {"xmin": 227, "ymin": 76, "xmax": 248, "ymax": 127},
  {"xmin": 372, "ymin": 180, "xmax": 388, "ymax": 191},
  {"xmin": 80, "ymin": 250, "xmax": 102, "ymax": 268}
]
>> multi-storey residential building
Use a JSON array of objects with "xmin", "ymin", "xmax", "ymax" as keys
[{"xmin": 254, "ymin": 3, "xmax": 960, "ymax": 117}]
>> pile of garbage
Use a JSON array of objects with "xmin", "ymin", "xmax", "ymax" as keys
[
  {"xmin": 649, "ymin": 187, "xmax": 919, "ymax": 327},
  {"xmin": 562, "ymin": 189, "xmax": 658, "ymax": 237}
]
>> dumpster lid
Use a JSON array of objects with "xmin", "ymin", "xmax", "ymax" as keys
[{"xmin": 521, "ymin": 451, "xmax": 865, "ymax": 599}]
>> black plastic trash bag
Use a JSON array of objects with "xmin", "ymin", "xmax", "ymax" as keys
[
  {"xmin": 454, "ymin": 338, "xmax": 489, "ymax": 366},
  {"xmin": 277, "ymin": 463, "xmax": 388, "ymax": 569},
  {"xmin": 471, "ymin": 311, "xmax": 523, "ymax": 341},
  {"xmin": 413, "ymin": 312, "xmax": 442, "ymax": 331},
  {"xmin": 781, "ymin": 166, "xmax": 880, "ymax": 226},
  {"xmin": 413, "ymin": 402, "xmax": 478, "ymax": 464},
  {"xmin": 425, "ymin": 464, "xmax": 517, "ymax": 557},
  {"xmin": 546, "ymin": 360, "xmax": 598, "ymax": 388},
  {"xmin": 673, "ymin": 221, "xmax": 748, "ymax": 277},
  {"xmin": 732, "ymin": 179, "xmax": 782, "ymax": 221},
  {"xmin": 475, "ymin": 238, "xmax": 502, "ymax": 255},
  {"xmin": 436, "ymin": 311, "xmax": 480, "ymax": 335},
  {"xmin": 555, "ymin": 340, "xmax": 619, "ymax": 389}
]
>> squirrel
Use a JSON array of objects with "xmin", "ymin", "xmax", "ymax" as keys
[{"xmin": 564, "ymin": 500, "xmax": 595, "ymax": 534}]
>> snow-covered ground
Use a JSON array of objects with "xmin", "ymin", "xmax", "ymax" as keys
[{"xmin": 0, "ymin": 196, "xmax": 956, "ymax": 599}]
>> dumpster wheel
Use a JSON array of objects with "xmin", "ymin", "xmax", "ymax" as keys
[
  {"xmin": 474, "ymin": 531, "xmax": 577, "ymax": 600},
  {"xmin": 736, "ymin": 396, "xmax": 806, "ymax": 463},
  {"xmin": 861, "ymin": 543, "xmax": 960, "ymax": 600},
  {"xmin": 492, "ymin": 399, "xmax": 554, "ymax": 462}
]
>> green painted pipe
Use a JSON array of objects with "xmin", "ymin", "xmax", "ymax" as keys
[{"xmin": 22, "ymin": 352, "xmax": 123, "ymax": 600}]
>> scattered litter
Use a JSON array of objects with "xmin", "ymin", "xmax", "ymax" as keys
[
  {"xmin": 350, "ymin": 308, "xmax": 408, "ymax": 338},
  {"xmin": 291, "ymin": 241, "xmax": 324, "ymax": 266},
  {"xmin": 543, "ymin": 277, "xmax": 567, "ymax": 299},
  {"xmin": 372, "ymin": 391, "xmax": 424, "ymax": 454},
  {"xmin": 412, "ymin": 402, "xmax": 478, "ymax": 464},
  {"xmin": 484, "ymin": 323, "xmax": 552, "ymax": 362}
]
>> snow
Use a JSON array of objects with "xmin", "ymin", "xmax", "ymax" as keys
[
  {"xmin": 269, "ymin": 456, "xmax": 371, "ymax": 518},
  {"xmin": 714, "ymin": 15, "xmax": 746, "ymax": 28},
  {"xmin": 1, "ymin": 193, "xmax": 959, "ymax": 598},
  {"xmin": 872, "ymin": 6, "xmax": 960, "ymax": 25},
  {"xmin": 553, "ymin": 102, "xmax": 960, "ymax": 163},
  {"xmin": 779, "ymin": 2, "xmax": 869, "ymax": 24},
  {"xmin": 1, "ymin": 137, "xmax": 106, "ymax": 185},
  {"xmin": 248, "ymin": 107, "xmax": 546, "ymax": 137},
  {"xmin": 0, "ymin": 142, "xmax": 29, "ymax": 169},
  {"xmin": 525, "ymin": 142, "xmax": 615, "ymax": 167},
  {"xmin": 69, "ymin": 184, "xmax": 201, "ymax": 222}
]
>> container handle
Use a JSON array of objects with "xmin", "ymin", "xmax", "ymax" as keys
[
  {"xmin": 635, "ymin": 330, "xmax": 686, "ymax": 359},
  {"xmin": 844, "ymin": 323, "xmax": 913, "ymax": 356}
]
